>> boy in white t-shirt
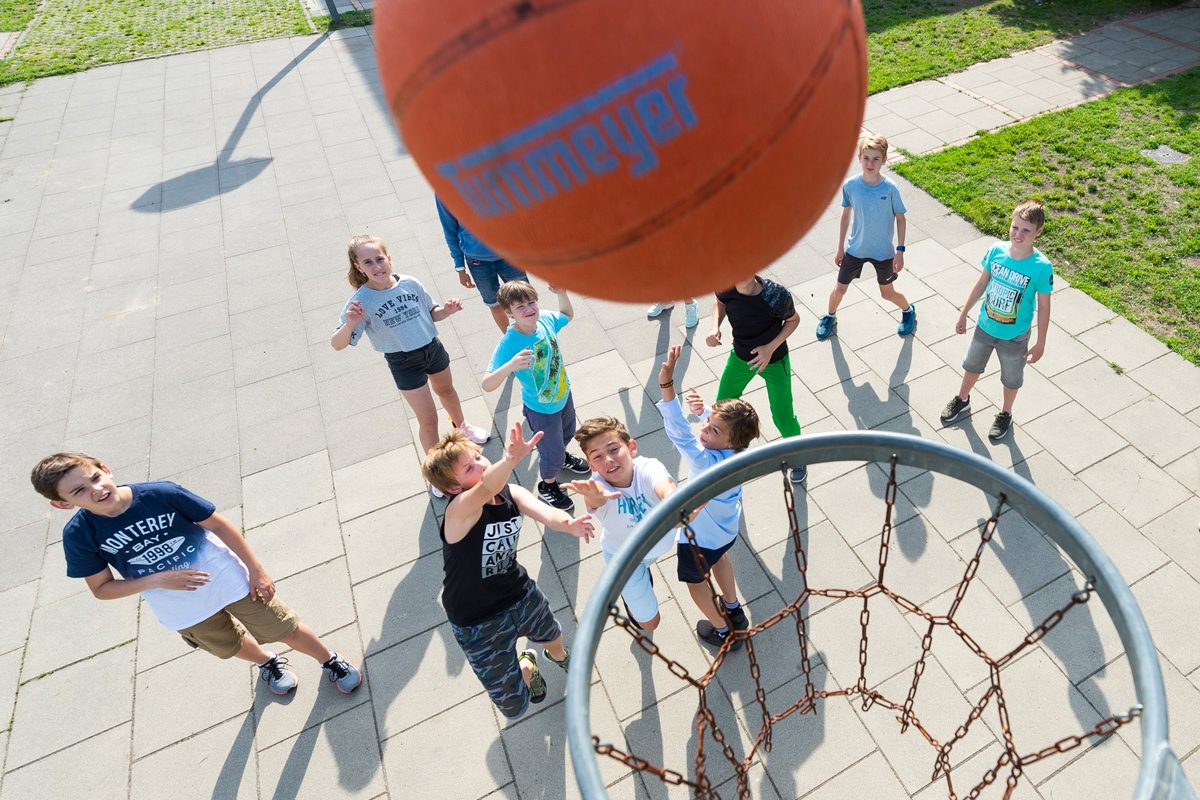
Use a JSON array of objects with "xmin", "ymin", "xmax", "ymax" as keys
[
  {"xmin": 566, "ymin": 418, "xmax": 678, "ymax": 630},
  {"xmin": 31, "ymin": 452, "xmax": 363, "ymax": 697}
]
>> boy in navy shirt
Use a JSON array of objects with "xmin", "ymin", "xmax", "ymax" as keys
[{"xmin": 31, "ymin": 452, "xmax": 362, "ymax": 696}]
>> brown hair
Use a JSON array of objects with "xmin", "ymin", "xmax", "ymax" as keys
[
  {"xmin": 574, "ymin": 416, "xmax": 632, "ymax": 453},
  {"xmin": 346, "ymin": 234, "xmax": 390, "ymax": 288},
  {"xmin": 31, "ymin": 452, "xmax": 104, "ymax": 501},
  {"xmin": 710, "ymin": 399, "xmax": 759, "ymax": 451},
  {"xmin": 421, "ymin": 431, "xmax": 479, "ymax": 494},
  {"xmin": 1013, "ymin": 199, "xmax": 1046, "ymax": 230},
  {"xmin": 495, "ymin": 280, "xmax": 538, "ymax": 311},
  {"xmin": 858, "ymin": 134, "xmax": 889, "ymax": 160}
]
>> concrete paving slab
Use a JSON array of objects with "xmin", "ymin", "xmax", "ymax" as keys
[
  {"xmin": 1132, "ymin": 563, "xmax": 1200, "ymax": 676},
  {"xmin": 133, "ymin": 649, "xmax": 252, "ymax": 758},
  {"xmin": 0, "ymin": 723, "xmax": 130, "ymax": 800},
  {"xmin": 130, "ymin": 713, "xmax": 259, "ymax": 800},
  {"xmin": 257, "ymin": 703, "xmax": 386, "ymax": 799},
  {"xmin": 1130, "ymin": 351, "xmax": 1200, "ymax": 416},
  {"xmin": 1106, "ymin": 396, "xmax": 1200, "ymax": 468},
  {"xmin": 1022, "ymin": 404, "xmax": 1125, "ymax": 474},
  {"xmin": 21, "ymin": 587, "xmax": 137, "ymax": 677},
  {"xmin": 1079, "ymin": 448, "xmax": 1191, "ymax": 530}
]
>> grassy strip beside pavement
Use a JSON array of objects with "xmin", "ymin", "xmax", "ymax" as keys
[
  {"xmin": 893, "ymin": 68, "xmax": 1200, "ymax": 365},
  {"xmin": 0, "ymin": 0, "xmax": 312, "ymax": 85},
  {"xmin": 0, "ymin": 0, "xmax": 40, "ymax": 32},
  {"xmin": 864, "ymin": 0, "xmax": 1181, "ymax": 92}
]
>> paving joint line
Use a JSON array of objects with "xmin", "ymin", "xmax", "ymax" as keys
[{"xmin": 1120, "ymin": 20, "xmax": 1200, "ymax": 54}]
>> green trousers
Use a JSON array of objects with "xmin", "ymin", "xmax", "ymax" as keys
[{"xmin": 716, "ymin": 352, "xmax": 801, "ymax": 438}]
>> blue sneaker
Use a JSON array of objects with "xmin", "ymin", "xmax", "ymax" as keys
[
  {"xmin": 898, "ymin": 304, "xmax": 917, "ymax": 336},
  {"xmin": 816, "ymin": 314, "xmax": 837, "ymax": 341}
]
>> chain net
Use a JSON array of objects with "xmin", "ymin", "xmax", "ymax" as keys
[{"xmin": 592, "ymin": 456, "xmax": 1142, "ymax": 799}]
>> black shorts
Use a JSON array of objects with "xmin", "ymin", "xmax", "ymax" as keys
[
  {"xmin": 677, "ymin": 538, "xmax": 737, "ymax": 584},
  {"xmin": 838, "ymin": 253, "xmax": 898, "ymax": 286},
  {"xmin": 384, "ymin": 338, "xmax": 451, "ymax": 390}
]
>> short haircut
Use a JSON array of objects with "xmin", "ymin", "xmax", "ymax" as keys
[
  {"xmin": 858, "ymin": 134, "xmax": 889, "ymax": 160},
  {"xmin": 31, "ymin": 452, "xmax": 103, "ymax": 501},
  {"xmin": 422, "ymin": 430, "xmax": 478, "ymax": 494},
  {"xmin": 711, "ymin": 399, "xmax": 760, "ymax": 451},
  {"xmin": 346, "ymin": 234, "xmax": 390, "ymax": 288},
  {"xmin": 574, "ymin": 416, "xmax": 632, "ymax": 452},
  {"xmin": 1013, "ymin": 199, "xmax": 1046, "ymax": 230},
  {"xmin": 496, "ymin": 280, "xmax": 538, "ymax": 311}
]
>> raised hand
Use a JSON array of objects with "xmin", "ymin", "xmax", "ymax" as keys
[
  {"xmin": 345, "ymin": 300, "xmax": 365, "ymax": 326},
  {"xmin": 561, "ymin": 513, "xmax": 596, "ymax": 544},
  {"xmin": 505, "ymin": 420, "xmax": 544, "ymax": 463},
  {"xmin": 442, "ymin": 298, "xmax": 464, "ymax": 314},
  {"xmin": 660, "ymin": 344, "xmax": 682, "ymax": 380},
  {"xmin": 563, "ymin": 479, "xmax": 619, "ymax": 509},
  {"xmin": 684, "ymin": 387, "xmax": 706, "ymax": 417}
]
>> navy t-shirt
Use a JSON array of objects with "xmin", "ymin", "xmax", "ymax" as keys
[{"xmin": 62, "ymin": 481, "xmax": 250, "ymax": 630}]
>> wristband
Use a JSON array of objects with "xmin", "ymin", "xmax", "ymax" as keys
[
  {"xmin": 895, "ymin": 245, "xmax": 906, "ymax": 252},
  {"xmin": 659, "ymin": 380, "xmax": 674, "ymax": 388}
]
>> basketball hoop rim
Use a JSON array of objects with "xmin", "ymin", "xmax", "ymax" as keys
[{"xmin": 566, "ymin": 430, "xmax": 1191, "ymax": 799}]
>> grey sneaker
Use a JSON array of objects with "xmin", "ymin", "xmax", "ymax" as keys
[
  {"xmin": 519, "ymin": 649, "xmax": 547, "ymax": 703},
  {"xmin": 816, "ymin": 314, "xmax": 837, "ymax": 341},
  {"xmin": 789, "ymin": 465, "xmax": 807, "ymax": 484},
  {"xmin": 321, "ymin": 652, "xmax": 362, "ymax": 694},
  {"xmin": 683, "ymin": 301, "xmax": 699, "ymax": 329},
  {"xmin": 258, "ymin": 654, "xmax": 298, "ymax": 695},
  {"xmin": 988, "ymin": 411, "xmax": 1013, "ymax": 443},
  {"xmin": 940, "ymin": 395, "xmax": 971, "ymax": 426},
  {"xmin": 898, "ymin": 304, "xmax": 917, "ymax": 336},
  {"xmin": 646, "ymin": 302, "xmax": 674, "ymax": 318}
]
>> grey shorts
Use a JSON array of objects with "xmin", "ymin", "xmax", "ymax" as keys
[{"xmin": 963, "ymin": 327, "xmax": 1030, "ymax": 389}]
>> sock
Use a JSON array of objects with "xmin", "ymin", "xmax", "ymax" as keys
[
  {"xmin": 716, "ymin": 626, "xmax": 729, "ymax": 637},
  {"xmin": 903, "ymin": 305, "xmax": 912, "ymax": 313},
  {"xmin": 259, "ymin": 653, "xmax": 277, "ymax": 667},
  {"xmin": 322, "ymin": 652, "xmax": 338, "ymax": 666},
  {"xmin": 724, "ymin": 600, "xmax": 741, "ymax": 610}
]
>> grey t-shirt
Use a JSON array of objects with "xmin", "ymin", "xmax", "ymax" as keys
[{"xmin": 339, "ymin": 274, "xmax": 439, "ymax": 353}]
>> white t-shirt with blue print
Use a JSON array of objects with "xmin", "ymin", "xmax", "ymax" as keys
[
  {"xmin": 62, "ymin": 482, "xmax": 250, "ymax": 630},
  {"xmin": 592, "ymin": 456, "xmax": 677, "ymax": 562}
]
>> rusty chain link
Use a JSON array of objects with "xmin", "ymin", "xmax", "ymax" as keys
[{"xmin": 592, "ymin": 459, "xmax": 1129, "ymax": 800}]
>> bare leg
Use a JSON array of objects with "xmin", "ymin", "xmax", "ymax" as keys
[
  {"xmin": 710, "ymin": 554, "xmax": 739, "ymax": 605},
  {"xmin": 233, "ymin": 634, "xmax": 274, "ymax": 664},
  {"xmin": 281, "ymin": 623, "xmax": 335, "ymax": 663},
  {"xmin": 428, "ymin": 366, "xmax": 467, "ymax": 429},
  {"xmin": 489, "ymin": 305, "xmax": 509, "ymax": 332},
  {"xmin": 399, "ymin": 383, "xmax": 441, "ymax": 454},
  {"xmin": 687, "ymin": 581, "xmax": 728, "ymax": 629},
  {"xmin": 957, "ymin": 370, "xmax": 983, "ymax": 402},
  {"xmin": 827, "ymin": 283, "xmax": 849, "ymax": 315},
  {"xmin": 1001, "ymin": 386, "xmax": 1019, "ymax": 414},
  {"xmin": 539, "ymin": 634, "xmax": 567, "ymax": 662},
  {"xmin": 880, "ymin": 282, "xmax": 910, "ymax": 312}
]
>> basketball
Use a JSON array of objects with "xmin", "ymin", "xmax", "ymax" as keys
[{"xmin": 375, "ymin": 0, "xmax": 867, "ymax": 303}]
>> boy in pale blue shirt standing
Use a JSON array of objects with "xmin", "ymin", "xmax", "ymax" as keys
[
  {"xmin": 940, "ymin": 200, "xmax": 1053, "ymax": 444},
  {"xmin": 817, "ymin": 134, "xmax": 916, "ymax": 340},
  {"xmin": 436, "ymin": 196, "xmax": 528, "ymax": 333}
]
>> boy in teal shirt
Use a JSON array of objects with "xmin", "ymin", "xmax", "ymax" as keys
[{"xmin": 940, "ymin": 200, "xmax": 1053, "ymax": 443}]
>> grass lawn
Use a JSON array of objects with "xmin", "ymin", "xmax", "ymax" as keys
[
  {"xmin": 0, "ymin": 0, "xmax": 39, "ymax": 32},
  {"xmin": 0, "ymin": 0, "xmax": 311, "ymax": 85},
  {"xmin": 893, "ymin": 68, "xmax": 1200, "ymax": 365},
  {"xmin": 865, "ymin": 0, "xmax": 1181, "ymax": 92}
]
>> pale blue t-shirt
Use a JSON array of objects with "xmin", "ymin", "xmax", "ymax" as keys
[
  {"xmin": 656, "ymin": 397, "xmax": 741, "ymax": 550},
  {"xmin": 841, "ymin": 175, "xmax": 906, "ymax": 261},
  {"xmin": 977, "ymin": 242, "xmax": 1054, "ymax": 340},
  {"xmin": 62, "ymin": 482, "xmax": 250, "ymax": 630},
  {"xmin": 338, "ymin": 274, "xmax": 439, "ymax": 354},
  {"xmin": 487, "ymin": 311, "xmax": 571, "ymax": 414}
]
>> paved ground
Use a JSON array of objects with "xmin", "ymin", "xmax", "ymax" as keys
[{"xmin": 0, "ymin": 8, "xmax": 1199, "ymax": 800}]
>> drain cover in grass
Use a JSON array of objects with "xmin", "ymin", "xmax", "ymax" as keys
[{"xmin": 1141, "ymin": 144, "xmax": 1190, "ymax": 165}]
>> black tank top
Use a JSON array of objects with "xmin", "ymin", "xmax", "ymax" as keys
[{"xmin": 440, "ymin": 486, "xmax": 530, "ymax": 626}]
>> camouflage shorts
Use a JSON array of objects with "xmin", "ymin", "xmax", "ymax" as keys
[{"xmin": 450, "ymin": 580, "xmax": 563, "ymax": 718}]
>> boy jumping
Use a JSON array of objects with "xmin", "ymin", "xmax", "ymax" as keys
[
  {"xmin": 817, "ymin": 134, "xmax": 916, "ymax": 341},
  {"xmin": 30, "ymin": 453, "xmax": 362, "ymax": 696},
  {"xmin": 940, "ymin": 199, "xmax": 1053, "ymax": 443}
]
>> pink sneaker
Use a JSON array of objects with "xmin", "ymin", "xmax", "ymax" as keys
[{"xmin": 454, "ymin": 419, "xmax": 491, "ymax": 445}]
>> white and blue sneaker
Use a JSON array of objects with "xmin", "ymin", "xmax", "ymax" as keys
[
  {"xmin": 322, "ymin": 652, "xmax": 362, "ymax": 694},
  {"xmin": 258, "ymin": 654, "xmax": 298, "ymax": 695}
]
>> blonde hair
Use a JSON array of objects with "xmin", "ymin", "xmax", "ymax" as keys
[
  {"xmin": 858, "ymin": 134, "xmax": 889, "ymax": 161},
  {"xmin": 31, "ymin": 452, "xmax": 104, "ymax": 501},
  {"xmin": 346, "ymin": 234, "xmax": 390, "ymax": 288},
  {"xmin": 574, "ymin": 416, "xmax": 632, "ymax": 453},
  {"xmin": 711, "ymin": 399, "xmax": 759, "ymax": 451},
  {"xmin": 421, "ymin": 431, "xmax": 479, "ymax": 494},
  {"xmin": 496, "ymin": 280, "xmax": 538, "ymax": 311},
  {"xmin": 1013, "ymin": 199, "xmax": 1046, "ymax": 230}
]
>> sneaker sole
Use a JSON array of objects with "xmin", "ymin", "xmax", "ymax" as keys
[
  {"xmin": 988, "ymin": 427, "xmax": 1012, "ymax": 443},
  {"xmin": 940, "ymin": 408, "xmax": 971, "ymax": 426}
]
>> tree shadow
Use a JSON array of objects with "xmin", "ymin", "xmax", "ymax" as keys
[{"xmin": 131, "ymin": 34, "xmax": 329, "ymax": 213}]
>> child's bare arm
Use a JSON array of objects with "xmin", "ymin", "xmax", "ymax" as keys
[
  {"xmin": 430, "ymin": 298, "xmax": 463, "ymax": 321},
  {"xmin": 549, "ymin": 285, "xmax": 574, "ymax": 320},
  {"xmin": 706, "ymin": 299, "xmax": 726, "ymax": 347},
  {"xmin": 481, "ymin": 348, "xmax": 533, "ymax": 392},
  {"xmin": 445, "ymin": 422, "xmax": 542, "ymax": 542},
  {"xmin": 201, "ymin": 512, "xmax": 276, "ymax": 602},
  {"xmin": 1027, "ymin": 293, "xmax": 1052, "ymax": 363},
  {"xmin": 835, "ymin": 206, "xmax": 852, "ymax": 266},
  {"xmin": 509, "ymin": 484, "xmax": 595, "ymax": 543},
  {"xmin": 331, "ymin": 300, "xmax": 365, "ymax": 351},
  {"xmin": 956, "ymin": 271, "xmax": 992, "ymax": 334},
  {"xmin": 893, "ymin": 213, "xmax": 907, "ymax": 272},
  {"xmin": 658, "ymin": 344, "xmax": 683, "ymax": 402},
  {"xmin": 562, "ymin": 479, "xmax": 619, "ymax": 512},
  {"xmin": 84, "ymin": 565, "xmax": 211, "ymax": 599}
]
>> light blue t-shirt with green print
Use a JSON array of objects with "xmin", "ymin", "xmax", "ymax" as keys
[{"xmin": 487, "ymin": 311, "xmax": 571, "ymax": 414}]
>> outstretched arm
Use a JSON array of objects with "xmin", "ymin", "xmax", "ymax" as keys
[
  {"xmin": 444, "ymin": 421, "xmax": 543, "ymax": 543},
  {"xmin": 510, "ymin": 484, "xmax": 595, "ymax": 544}
]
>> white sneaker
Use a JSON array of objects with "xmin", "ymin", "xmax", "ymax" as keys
[
  {"xmin": 683, "ymin": 301, "xmax": 699, "ymax": 329},
  {"xmin": 454, "ymin": 419, "xmax": 490, "ymax": 445},
  {"xmin": 646, "ymin": 302, "xmax": 674, "ymax": 318}
]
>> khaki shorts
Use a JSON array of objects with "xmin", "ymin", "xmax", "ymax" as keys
[{"xmin": 178, "ymin": 593, "xmax": 299, "ymax": 659}]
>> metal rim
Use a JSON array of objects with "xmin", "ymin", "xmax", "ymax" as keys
[{"xmin": 566, "ymin": 431, "xmax": 1187, "ymax": 799}]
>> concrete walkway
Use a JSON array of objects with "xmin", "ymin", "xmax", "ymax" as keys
[{"xmin": 0, "ymin": 7, "xmax": 1198, "ymax": 800}]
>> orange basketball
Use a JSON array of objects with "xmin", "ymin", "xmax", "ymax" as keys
[{"xmin": 375, "ymin": 0, "xmax": 867, "ymax": 302}]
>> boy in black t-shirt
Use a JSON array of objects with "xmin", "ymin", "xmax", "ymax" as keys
[
  {"xmin": 707, "ymin": 275, "xmax": 806, "ymax": 483},
  {"xmin": 422, "ymin": 421, "xmax": 596, "ymax": 719}
]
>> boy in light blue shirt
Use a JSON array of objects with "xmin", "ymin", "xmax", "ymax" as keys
[
  {"xmin": 941, "ymin": 200, "xmax": 1053, "ymax": 444},
  {"xmin": 482, "ymin": 281, "xmax": 590, "ymax": 511},
  {"xmin": 656, "ymin": 344, "xmax": 760, "ymax": 651},
  {"xmin": 817, "ymin": 134, "xmax": 916, "ymax": 341}
]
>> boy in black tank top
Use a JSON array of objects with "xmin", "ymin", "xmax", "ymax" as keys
[{"xmin": 423, "ymin": 421, "xmax": 596, "ymax": 719}]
